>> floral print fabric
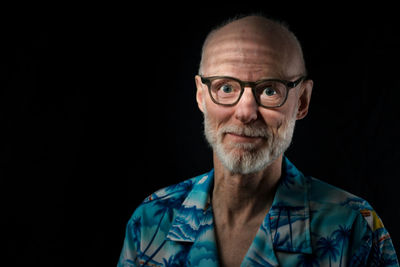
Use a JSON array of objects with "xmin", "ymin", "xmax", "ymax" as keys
[{"xmin": 118, "ymin": 157, "xmax": 398, "ymax": 266}]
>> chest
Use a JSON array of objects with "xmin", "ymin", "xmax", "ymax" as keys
[{"xmin": 214, "ymin": 223, "xmax": 261, "ymax": 267}]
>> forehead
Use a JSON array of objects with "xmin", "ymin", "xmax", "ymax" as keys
[{"xmin": 202, "ymin": 21, "xmax": 302, "ymax": 80}]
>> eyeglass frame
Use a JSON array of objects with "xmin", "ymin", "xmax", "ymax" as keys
[{"xmin": 199, "ymin": 75, "xmax": 306, "ymax": 108}]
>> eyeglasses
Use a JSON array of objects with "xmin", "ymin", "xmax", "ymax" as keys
[{"xmin": 199, "ymin": 75, "xmax": 305, "ymax": 108}]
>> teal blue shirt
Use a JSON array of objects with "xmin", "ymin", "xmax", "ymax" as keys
[{"xmin": 118, "ymin": 158, "xmax": 398, "ymax": 266}]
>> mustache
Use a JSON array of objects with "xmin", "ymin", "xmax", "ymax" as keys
[{"xmin": 220, "ymin": 124, "xmax": 269, "ymax": 138}]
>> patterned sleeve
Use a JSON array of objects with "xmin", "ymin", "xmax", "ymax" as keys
[
  {"xmin": 368, "ymin": 226, "xmax": 399, "ymax": 266},
  {"xmin": 350, "ymin": 209, "xmax": 399, "ymax": 266},
  {"xmin": 117, "ymin": 211, "xmax": 142, "ymax": 267}
]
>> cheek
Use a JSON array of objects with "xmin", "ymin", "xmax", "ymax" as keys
[
  {"xmin": 284, "ymin": 92, "xmax": 300, "ymax": 114},
  {"xmin": 205, "ymin": 100, "xmax": 234, "ymax": 126},
  {"xmin": 259, "ymin": 109, "xmax": 286, "ymax": 128},
  {"xmin": 259, "ymin": 94, "xmax": 298, "ymax": 127}
]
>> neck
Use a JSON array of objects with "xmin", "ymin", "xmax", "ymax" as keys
[{"xmin": 212, "ymin": 154, "xmax": 283, "ymax": 226}]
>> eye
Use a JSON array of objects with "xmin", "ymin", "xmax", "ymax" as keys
[
  {"xmin": 263, "ymin": 87, "xmax": 277, "ymax": 96},
  {"xmin": 220, "ymin": 84, "xmax": 234, "ymax": 94}
]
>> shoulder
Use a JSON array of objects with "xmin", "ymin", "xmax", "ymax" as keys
[
  {"xmin": 307, "ymin": 177, "xmax": 398, "ymax": 265},
  {"xmin": 303, "ymin": 176, "xmax": 398, "ymax": 266},
  {"xmin": 284, "ymin": 157, "xmax": 372, "ymax": 215},
  {"xmin": 307, "ymin": 176, "xmax": 378, "ymax": 241},
  {"xmin": 142, "ymin": 176, "xmax": 197, "ymax": 204},
  {"xmin": 308, "ymin": 176, "xmax": 372, "ymax": 212},
  {"xmin": 129, "ymin": 173, "xmax": 206, "ymax": 224},
  {"xmin": 307, "ymin": 176, "xmax": 385, "ymax": 234},
  {"xmin": 119, "ymin": 174, "xmax": 209, "ymax": 266}
]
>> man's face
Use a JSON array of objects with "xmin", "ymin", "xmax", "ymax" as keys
[
  {"xmin": 196, "ymin": 18, "xmax": 312, "ymax": 174},
  {"xmin": 202, "ymin": 99, "xmax": 298, "ymax": 174}
]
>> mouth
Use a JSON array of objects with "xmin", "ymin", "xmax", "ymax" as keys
[{"xmin": 225, "ymin": 132, "xmax": 264, "ymax": 143}]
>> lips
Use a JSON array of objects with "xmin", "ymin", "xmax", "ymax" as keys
[
  {"xmin": 227, "ymin": 132, "xmax": 262, "ymax": 138},
  {"xmin": 225, "ymin": 132, "xmax": 265, "ymax": 143},
  {"xmin": 219, "ymin": 124, "xmax": 268, "ymax": 145},
  {"xmin": 224, "ymin": 127, "xmax": 268, "ymax": 138}
]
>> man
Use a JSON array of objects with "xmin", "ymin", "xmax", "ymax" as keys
[{"xmin": 118, "ymin": 15, "xmax": 398, "ymax": 266}]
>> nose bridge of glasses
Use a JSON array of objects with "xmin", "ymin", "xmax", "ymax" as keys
[
  {"xmin": 238, "ymin": 81, "xmax": 260, "ymax": 106},
  {"xmin": 242, "ymin": 81, "xmax": 257, "ymax": 90},
  {"xmin": 243, "ymin": 81, "xmax": 262, "ymax": 97},
  {"xmin": 240, "ymin": 81, "xmax": 258, "ymax": 100}
]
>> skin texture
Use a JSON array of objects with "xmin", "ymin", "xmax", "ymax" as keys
[{"xmin": 195, "ymin": 16, "xmax": 313, "ymax": 267}]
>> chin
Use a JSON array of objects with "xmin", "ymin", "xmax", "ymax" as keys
[{"xmin": 217, "ymin": 144, "xmax": 274, "ymax": 174}]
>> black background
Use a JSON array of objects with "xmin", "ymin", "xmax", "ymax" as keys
[{"xmin": 2, "ymin": 4, "xmax": 400, "ymax": 266}]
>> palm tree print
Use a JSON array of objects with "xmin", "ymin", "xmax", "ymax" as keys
[
  {"xmin": 139, "ymin": 195, "xmax": 186, "ymax": 260},
  {"xmin": 316, "ymin": 234, "xmax": 340, "ymax": 267},
  {"xmin": 271, "ymin": 202, "xmax": 305, "ymax": 251},
  {"xmin": 332, "ymin": 225, "xmax": 351, "ymax": 267},
  {"xmin": 118, "ymin": 163, "xmax": 399, "ymax": 267},
  {"xmin": 272, "ymin": 232, "xmax": 290, "ymax": 248}
]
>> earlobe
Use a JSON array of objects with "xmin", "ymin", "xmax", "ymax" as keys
[{"xmin": 296, "ymin": 79, "xmax": 313, "ymax": 120}]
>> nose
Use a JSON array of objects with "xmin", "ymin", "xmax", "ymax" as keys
[{"xmin": 234, "ymin": 87, "xmax": 258, "ymax": 124}]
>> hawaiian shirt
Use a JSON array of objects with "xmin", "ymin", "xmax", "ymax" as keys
[{"xmin": 118, "ymin": 157, "xmax": 398, "ymax": 266}]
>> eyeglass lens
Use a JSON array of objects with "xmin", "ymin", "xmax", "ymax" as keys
[{"xmin": 209, "ymin": 78, "xmax": 287, "ymax": 107}]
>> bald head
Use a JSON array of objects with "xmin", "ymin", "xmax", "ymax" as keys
[{"xmin": 199, "ymin": 15, "xmax": 306, "ymax": 79}]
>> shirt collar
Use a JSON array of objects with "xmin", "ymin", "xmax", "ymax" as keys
[
  {"xmin": 166, "ymin": 157, "xmax": 312, "ymax": 255},
  {"xmin": 166, "ymin": 170, "xmax": 214, "ymax": 242},
  {"xmin": 269, "ymin": 157, "xmax": 312, "ymax": 254}
]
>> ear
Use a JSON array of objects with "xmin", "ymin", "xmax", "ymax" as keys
[
  {"xmin": 195, "ymin": 75, "xmax": 205, "ymax": 113},
  {"xmin": 296, "ymin": 79, "xmax": 313, "ymax": 120}
]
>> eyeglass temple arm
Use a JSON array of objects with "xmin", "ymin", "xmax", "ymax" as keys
[{"xmin": 287, "ymin": 76, "xmax": 306, "ymax": 88}]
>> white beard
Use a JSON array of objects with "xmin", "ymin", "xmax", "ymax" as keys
[{"xmin": 203, "ymin": 103, "xmax": 297, "ymax": 175}]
